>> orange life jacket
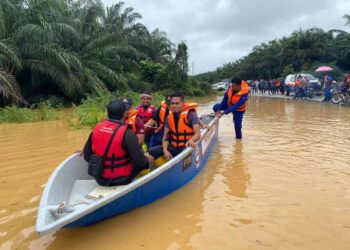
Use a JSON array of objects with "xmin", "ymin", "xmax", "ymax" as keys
[
  {"xmin": 167, "ymin": 102, "xmax": 198, "ymax": 148},
  {"xmin": 136, "ymin": 105, "xmax": 155, "ymax": 124},
  {"xmin": 155, "ymin": 103, "xmax": 168, "ymax": 133},
  {"xmin": 295, "ymin": 79, "xmax": 301, "ymax": 87},
  {"xmin": 125, "ymin": 109, "xmax": 138, "ymax": 133},
  {"xmin": 92, "ymin": 120, "xmax": 133, "ymax": 179},
  {"xmin": 227, "ymin": 81, "xmax": 250, "ymax": 112}
]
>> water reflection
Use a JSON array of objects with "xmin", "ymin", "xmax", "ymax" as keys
[{"xmin": 221, "ymin": 141, "xmax": 250, "ymax": 199}]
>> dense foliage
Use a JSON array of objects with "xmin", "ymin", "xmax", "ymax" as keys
[
  {"xmin": 0, "ymin": 0, "xmax": 211, "ymax": 107},
  {"xmin": 195, "ymin": 16, "xmax": 350, "ymax": 83}
]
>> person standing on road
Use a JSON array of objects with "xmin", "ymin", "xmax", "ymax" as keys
[{"xmin": 323, "ymin": 74, "xmax": 333, "ymax": 102}]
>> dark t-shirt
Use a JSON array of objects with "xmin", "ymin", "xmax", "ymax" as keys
[
  {"xmin": 152, "ymin": 108, "xmax": 161, "ymax": 121},
  {"xmin": 152, "ymin": 107, "xmax": 169, "ymax": 123},
  {"xmin": 83, "ymin": 120, "xmax": 148, "ymax": 171}
]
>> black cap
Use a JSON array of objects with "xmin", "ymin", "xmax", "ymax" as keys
[
  {"xmin": 107, "ymin": 100, "xmax": 126, "ymax": 119},
  {"xmin": 119, "ymin": 97, "xmax": 132, "ymax": 110}
]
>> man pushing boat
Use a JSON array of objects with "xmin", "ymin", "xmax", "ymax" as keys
[{"xmin": 213, "ymin": 78, "xmax": 250, "ymax": 139}]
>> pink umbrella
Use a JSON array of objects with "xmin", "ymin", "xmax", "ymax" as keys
[{"xmin": 315, "ymin": 66, "xmax": 333, "ymax": 72}]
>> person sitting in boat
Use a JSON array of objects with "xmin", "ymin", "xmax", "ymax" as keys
[
  {"xmin": 136, "ymin": 91, "xmax": 156, "ymax": 124},
  {"xmin": 145, "ymin": 94, "xmax": 208, "ymax": 149},
  {"xmin": 121, "ymin": 98, "xmax": 145, "ymax": 146},
  {"xmin": 83, "ymin": 100, "xmax": 153, "ymax": 186},
  {"xmin": 136, "ymin": 91, "xmax": 155, "ymax": 147},
  {"xmin": 144, "ymin": 94, "xmax": 172, "ymax": 148},
  {"xmin": 148, "ymin": 93, "xmax": 201, "ymax": 161}
]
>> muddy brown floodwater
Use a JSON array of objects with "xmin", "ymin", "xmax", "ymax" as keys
[{"xmin": 1, "ymin": 96, "xmax": 350, "ymax": 250}]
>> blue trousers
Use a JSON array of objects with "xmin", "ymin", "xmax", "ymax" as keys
[
  {"xmin": 232, "ymin": 111, "xmax": 244, "ymax": 139},
  {"xmin": 325, "ymin": 85, "xmax": 332, "ymax": 101},
  {"xmin": 147, "ymin": 130, "xmax": 164, "ymax": 148}
]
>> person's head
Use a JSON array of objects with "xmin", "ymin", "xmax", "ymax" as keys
[
  {"xmin": 107, "ymin": 100, "xmax": 126, "ymax": 120},
  {"xmin": 170, "ymin": 92, "xmax": 184, "ymax": 113},
  {"xmin": 165, "ymin": 94, "xmax": 171, "ymax": 108},
  {"xmin": 140, "ymin": 91, "xmax": 152, "ymax": 107},
  {"xmin": 231, "ymin": 77, "xmax": 243, "ymax": 91},
  {"xmin": 120, "ymin": 97, "xmax": 132, "ymax": 117}
]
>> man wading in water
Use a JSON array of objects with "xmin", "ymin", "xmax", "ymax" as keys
[{"xmin": 213, "ymin": 78, "xmax": 250, "ymax": 139}]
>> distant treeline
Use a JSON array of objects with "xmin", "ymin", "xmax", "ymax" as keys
[
  {"xmin": 195, "ymin": 15, "xmax": 350, "ymax": 83},
  {"xmin": 0, "ymin": 0, "xmax": 212, "ymax": 107}
]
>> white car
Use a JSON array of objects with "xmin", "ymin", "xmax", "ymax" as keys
[
  {"xmin": 212, "ymin": 81, "xmax": 227, "ymax": 91},
  {"xmin": 285, "ymin": 73, "xmax": 322, "ymax": 92}
]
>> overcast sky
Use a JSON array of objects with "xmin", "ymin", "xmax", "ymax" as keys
[{"xmin": 103, "ymin": 0, "xmax": 350, "ymax": 74}]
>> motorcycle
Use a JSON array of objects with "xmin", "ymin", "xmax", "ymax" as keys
[{"xmin": 331, "ymin": 82, "xmax": 349, "ymax": 105}]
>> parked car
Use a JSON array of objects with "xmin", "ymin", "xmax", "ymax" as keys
[
  {"xmin": 212, "ymin": 80, "xmax": 230, "ymax": 91},
  {"xmin": 284, "ymin": 73, "xmax": 322, "ymax": 93}
]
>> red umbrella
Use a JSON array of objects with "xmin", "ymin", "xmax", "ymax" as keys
[{"xmin": 315, "ymin": 66, "xmax": 333, "ymax": 72}]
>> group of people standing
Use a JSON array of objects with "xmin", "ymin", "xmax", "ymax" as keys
[
  {"xmin": 251, "ymin": 79, "xmax": 285, "ymax": 95},
  {"xmin": 83, "ymin": 78, "xmax": 250, "ymax": 187}
]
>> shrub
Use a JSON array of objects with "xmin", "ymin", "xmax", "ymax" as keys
[{"xmin": 0, "ymin": 101, "xmax": 58, "ymax": 123}]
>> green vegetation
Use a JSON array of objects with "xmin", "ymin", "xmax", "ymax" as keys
[
  {"xmin": 0, "ymin": 101, "xmax": 57, "ymax": 123},
  {"xmin": 195, "ymin": 15, "xmax": 350, "ymax": 83},
  {"xmin": 68, "ymin": 91, "xmax": 165, "ymax": 129},
  {"xmin": 0, "ymin": 0, "xmax": 212, "ymax": 109}
]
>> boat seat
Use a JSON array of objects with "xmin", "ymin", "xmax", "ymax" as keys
[
  {"xmin": 85, "ymin": 185, "xmax": 125, "ymax": 200},
  {"xmin": 69, "ymin": 180, "xmax": 98, "ymax": 204}
]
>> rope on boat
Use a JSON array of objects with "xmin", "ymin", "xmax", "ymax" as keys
[{"xmin": 57, "ymin": 201, "xmax": 90, "ymax": 213}]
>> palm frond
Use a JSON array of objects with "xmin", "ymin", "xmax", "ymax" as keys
[
  {"xmin": 20, "ymin": 43, "xmax": 71, "ymax": 73},
  {"xmin": 0, "ymin": 7, "xmax": 5, "ymax": 39},
  {"xmin": 82, "ymin": 69, "xmax": 108, "ymax": 94},
  {"xmin": 121, "ymin": 7, "xmax": 142, "ymax": 27},
  {"xmin": 51, "ymin": 22, "xmax": 81, "ymax": 43},
  {"xmin": 22, "ymin": 59, "xmax": 82, "ymax": 97},
  {"xmin": 344, "ymin": 14, "xmax": 350, "ymax": 27},
  {"xmin": 67, "ymin": 53, "xmax": 83, "ymax": 72},
  {"xmin": 0, "ymin": 41, "xmax": 22, "ymax": 71},
  {"xmin": 82, "ymin": 32, "xmax": 122, "ymax": 52},
  {"xmin": 0, "ymin": 69, "xmax": 27, "ymax": 104},
  {"xmin": 84, "ymin": 60, "xmax": 127, "ymax": 90},
  {"xmin": 80, "ymin": 1, "xmax": 105, "ymax": 35},
  {"xmin": 14, "ymin": 24, "xmax": 52, "ymax": 44}
]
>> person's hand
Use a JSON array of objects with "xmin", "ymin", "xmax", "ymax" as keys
[
  {"xmin": 201, "ymin": 123, "xmax": 209, "ymax": 129},
  {"xmin": 215, "ymin": 112, "xmax": 222, "ymax": 118},
  {"xmin": 75, "ymin": 149, "xmax": 83, "ymax": 156},
  {"xmin": 164, "ymin": 150, "xmax": 173, "ymax": 161},
  {"xmin": 144, "ymin": 152, "xmax": 154, "ymax": 162},
  {"xmin": 186, "ymin": 140, "xmax": 197, "ymax": 148}
]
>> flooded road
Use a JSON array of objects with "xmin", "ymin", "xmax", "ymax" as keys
[{"xmin": 1, "ymin": 96, "xmax": 350, "ymax": 249}]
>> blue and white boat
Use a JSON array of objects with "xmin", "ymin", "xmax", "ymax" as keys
[{"xmin": 36, "ymin": 115, "xmax": 219, "ymax": 236}]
